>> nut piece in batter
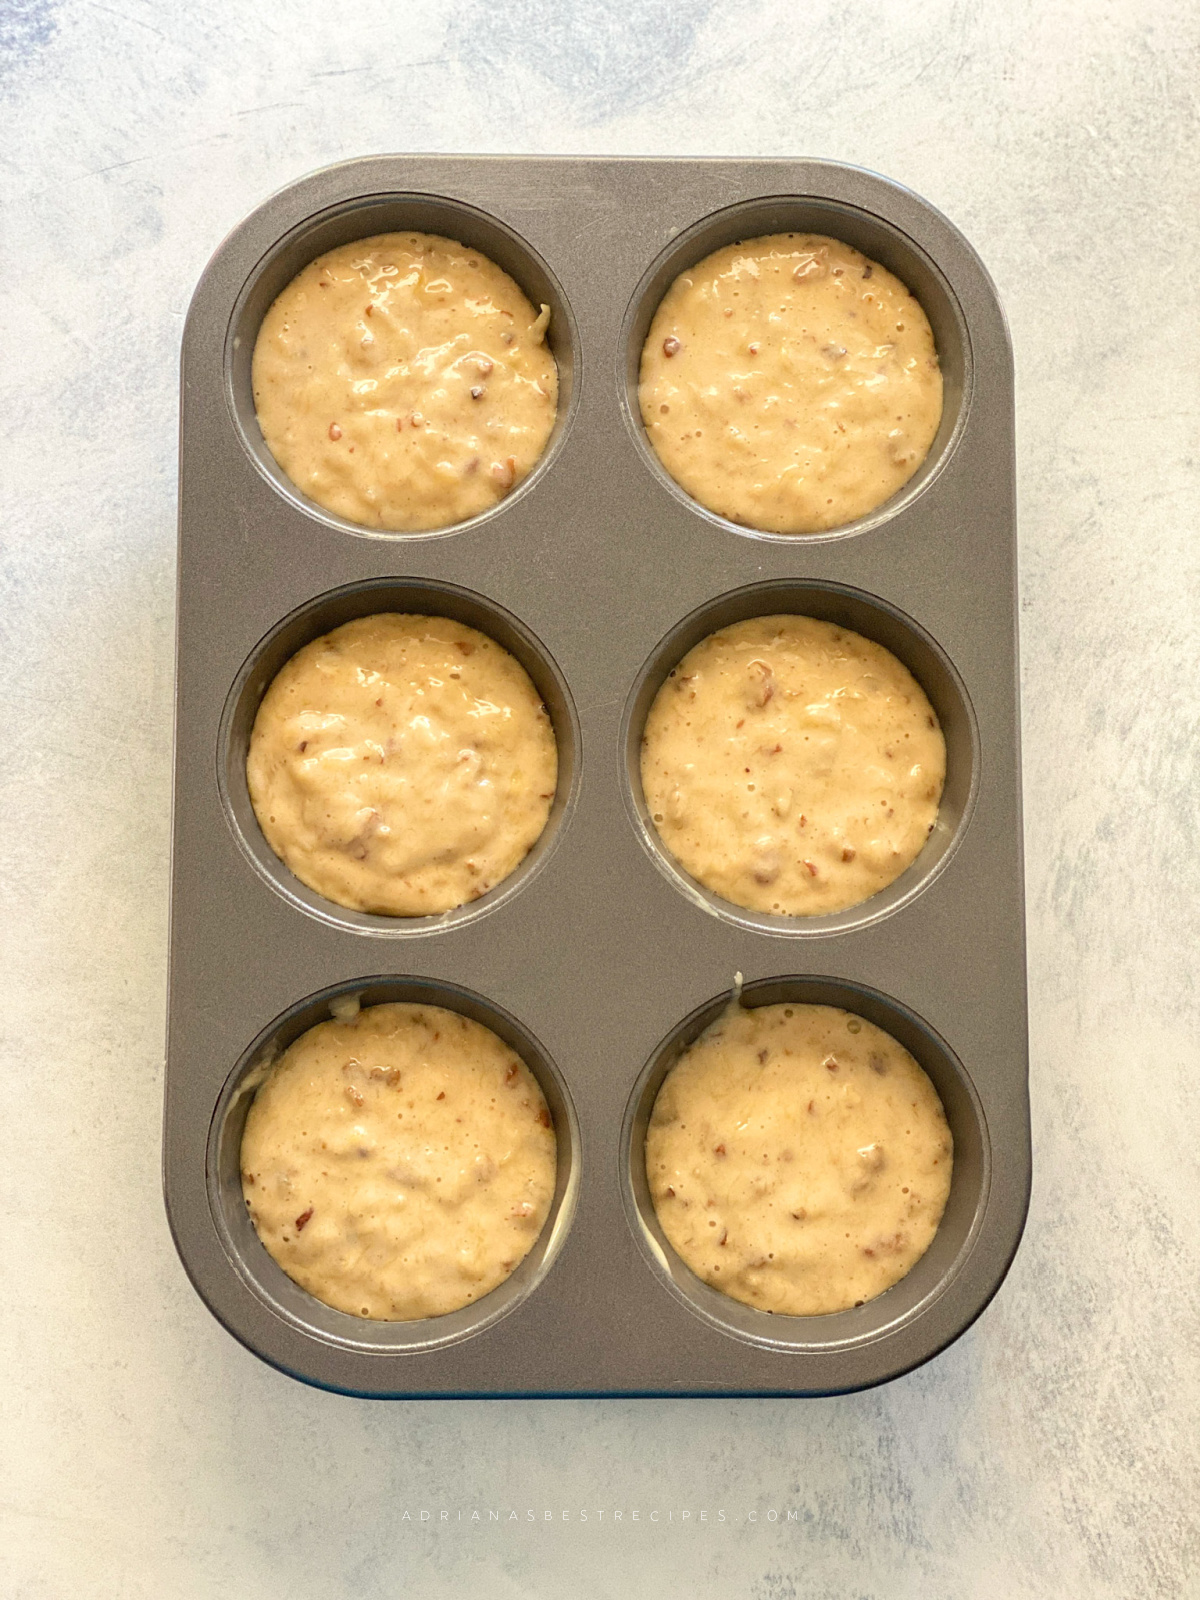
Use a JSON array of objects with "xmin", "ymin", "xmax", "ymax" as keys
[
  {"xmin": 252, "ymin": 232, "xmax": 558, "ymax": 532},
  {"xmin": 646, "ymin": 1002, "xmax": 952, "ymax": 1316},
  {"xmin": 639, "ymin": 233, "xmax": 943, "ymax": 534},
  {"xmin": 241, "ymin": 1001, "xmax": 558, "ymax": 1321},
  {"xmin": 247, "ymin": 613, "xmax": 558, "ymax": 917},
  {"xmin": 640, "ymin": 614, "xmax": 945, "ymax": 917}
]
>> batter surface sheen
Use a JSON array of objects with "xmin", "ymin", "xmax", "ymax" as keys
[
  {"xmin": 241, "ymin": 1001, "xmax": 557, "ymax": 1321},
  {"xmin": 247, "ymin": 613, "xmax": 557, "ymax": 917},
  {"xmin": 253, "ymin": 231, "xmax": 558, "ymax": 532},
  {"xmin": 640, "ymin": 614, "xmax": 946, "ymax": 917},
  {"xmin": 639, "ymin": 233, "xmax": 942, "ymax": 534},
  {"xmin": 646, "ymin": 1002, "xmax": 953, "ymax": 1316}
]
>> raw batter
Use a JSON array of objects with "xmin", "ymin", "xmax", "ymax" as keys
[
  {"xmin": 241, "ymin": 1001, "xmax": 557, "ymax": 1321},
  {"xmin": 639, "ymin": 233, "xmax": 942, "ymax": 534},
  {"xmin": 253, "ymin": 232, "xmax": 558, "ymax": 532},
  {"xmin": 640, "ymin": 614, "xmax": 945, "ymax": 916},
  {"xmin": 646, "ymin": 1001, "xmax": 952, "ymax": 1316},
  {"xmin": 247, "ymin": 613, "xmax": 557, "ymax": 916}
]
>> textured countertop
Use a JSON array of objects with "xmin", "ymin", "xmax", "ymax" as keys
[{"xmin": 2, "ymin": 3, "xmax": 1197, "ymax": 1595}]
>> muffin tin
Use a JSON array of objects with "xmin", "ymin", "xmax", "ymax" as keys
[{"xmin": 167, "ymin": 155, "xmax": 1028, "ymax": 1396}]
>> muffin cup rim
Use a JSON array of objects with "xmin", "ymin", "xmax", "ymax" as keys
[
  {"xmin": 217, "ymin": 576, "xmax": 583, "ymax": 938},
  {"xmin": 207, "ymin": 976, "xmax": 583, "ymax": 1355},
  {"xmin": 616, "ymin": 191, "xmax": 974, "ymax": 546},
  {"xmin": 618, "ymin": 577, "xmax": 981, "ymax": 940},
  {"xmin": 223, "ymin": 188, "xmax": 582, "ymax": 544},
  {"xmin": 618, "ymin": 973, "xmax": 993, "ymax": 1354}
]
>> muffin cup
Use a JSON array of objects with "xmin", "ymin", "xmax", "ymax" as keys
[
  {"xmin": 207, "ymin": 978, "xmax": 580, "ymax": 1359},
  {"xmin": 619, "ymin": 193, "xmax": 972, "ymax": 544},
  {"xmin": 622, "ymin": 578, "xmax": 978, "ymax": 937},
  {"xmin": 620, "ymin": 974, "xmax": 989, "ymax": 1353},
  {"xmin": 226, "ymin": 191, "xmax": 580, "ymax": 541},
  {"xmin": 218, "ymin": 577, "xmax": 580, "ymax": 936}
]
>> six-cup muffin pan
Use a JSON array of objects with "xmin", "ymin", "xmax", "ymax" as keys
[{"xmin": 167, "ymin": 155, "xmax": 1029, "ymax": 1397}]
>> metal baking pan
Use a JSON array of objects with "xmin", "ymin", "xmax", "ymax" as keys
[{"xmin": 167, "ymin": 155, "xmax": 1028, "ymax": 1396}]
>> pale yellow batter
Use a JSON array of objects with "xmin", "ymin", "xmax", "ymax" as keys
[
  {"xmin": 252, "ymin": 232, "xmax": 558, "ymax": 532},
  {"xmin": 241, "ymin": 1001, "xmax": 557, "ymax": 1321},
  {"xmin": 247, "ymin": 613, "xmax": 557, "ymax": 917},
  {"xmin": 639, "ymin": 233, "xmax": 942, "ymax": 534},
  {"xmin": 640, "ymin": 615, "xmax": 945, "ymax": 917},
  {"xmin": 647, "ymin": 1002, "xmax": 952, "ymax": 1316}
]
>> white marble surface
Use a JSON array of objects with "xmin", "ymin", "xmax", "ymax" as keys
[{"xmin": 3, "ymin": 2, "xmax": 1198, "ymax": 1594}]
